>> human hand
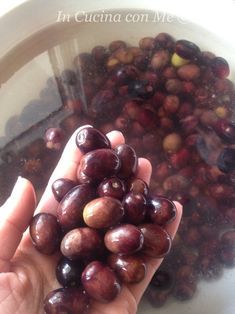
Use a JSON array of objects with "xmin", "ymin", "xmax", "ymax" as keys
[{"xmin": 0, "ymin": 126, "xmax": 182, "ymax": 314}]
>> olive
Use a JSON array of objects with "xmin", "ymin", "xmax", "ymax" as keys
[
  {"xmin": 78, "ymin": 149, "xmax": 121, "ymax": 182},
  {"xmin": 76, "ymin": 127, "xmax": 111, "ymax": 153},
  {"xmin": 139, "ymin": 224, "xmax": 172, "ymax": 258},
  {"xmin": 44, "ymin": 288, "xmax": 89, "ymax": 314},
  {"xmin": 104, "ymin": 224, "xmax": 144, "ymax": 255},
  {"xmin": 108, "ymin": 254, "xmax": 146, "ymax": 284},
  {"xmin": 60, "ymin": 227, "xmax": 103, "ymax": 260},
  {"xmin": 115, "ymin": 144, "xmax": 138, "ymax": 179},
  {"xmin": 30, "ymin": 213, "xmax": 61, "ymax": 255},
  {"xmin": 81, "ymin": 261, "xmax": 121, "ymax": 303},
  {"xmin": 83, "ymin": 197, "xmax": 124, "ymax": 229},
  {"xmin": 57, "ymin": 184, "xmax": 95, "ymax": 230}
]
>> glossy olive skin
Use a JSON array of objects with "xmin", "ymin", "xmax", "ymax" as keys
[
  {"xmin": 76, "ymin": 127, "xmax": 111, "ymax": 153},
  {"xmin": 98, "ymin": 177, "xmax": 126, "ymax": 200},
  {"xmin": 104, "ymin": 224, "xmax": 144, "ymax": 255},
  {"xmin": 60, "ymin": 227, "xmax": 103, "ymax": 260},
  {"xmin": 139, "ymin": 224, "xmax": 172, "ymax": 258},
  {"xmin": 148, "ymin": 196, "xmax": 177, "ymax": 225},
  {"xmin": 44, "ymin": 288, "xmax": 89, "ymax": 314},
  {"xmin": 81, "ymin": 261, "xmax": 121, "ymax": 303},
  {"xmin": 123, "ymin": 192, "xmax": 147, "ymax": 224},
  {"xmin": 108, "ymin": 254, "xmax": 146, "ymax": 284},
  {"xmin": 56, "ymin": 257, "xmax": 85, "ymax": 287},
  {"xmin": 175, "ymin": 40, "xmax": 200, "ymax": 59},
  {"xmin": 78, "ymin": 149, "xmax": 121, "ymax": 182},
  {"xmin": 128, "ymin": 178, "xmax": 149, "ymax": 196},
  {"xmin": 77, "ymin": 170, "xmax": 94, "ymax": 185},
  {"xmin": 52, "ymin": 178, "xmax": 77, "ymax": 202},
  {"xmin": 83, "ymin": 197, "xmax": 124, "ymax": 228},
  {"xmin": 115, "ymin": 144, "xmax": 138, "ymax": 179},
  {"xmin": 57, "ymin": 184, "xmax": 95, "ymax": 230},
  {"xmin": 30, "ymin": 213, "xmax": 61, "ymax": 255}
]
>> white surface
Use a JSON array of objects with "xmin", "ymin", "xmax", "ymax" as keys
[{"xmin": 0, "ymin": 1, "xmax": 235, "ymax": 314}]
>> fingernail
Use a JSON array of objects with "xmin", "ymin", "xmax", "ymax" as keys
[
  {"xmin": 107, "ymin": 130, "xmax": 123, "ymax": 136},
  {"xmin": 77, "ymin": 125, "xmax": 93, "ymax": 132},
  {"xmin": 11, "ymin": 176, "xmax": 25, "ymax": 196}
]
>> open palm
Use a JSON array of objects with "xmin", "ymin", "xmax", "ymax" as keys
[{"xmin": 0, "ymin": 127, "xmax": 182, "ymax": 314}]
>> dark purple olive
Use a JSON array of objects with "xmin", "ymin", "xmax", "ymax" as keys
[
  {"xmin": 60, "ymin": 227, "xmax": 103, "ymax": 260},
  {"xmin": 44, "ymin": 288, "xmax": 89, "ymax": 314},
  {"xmin": 52, "ymin": 178, "xmax": 77, "ymax": 202},
  {"xmin": 30, "ymin": 213, "xmax": 61, "ymax": 255},
  {"xmin": 89, "ymin": 90, "xmax": 122, "ymax": 122},
  {"xmin": 139, "ymin": 224, "xmax": 172, "ymax": 258},
  {"xmin": 112, "ymin": 65, "xmax": 139, "ymax": 85},
  {"xmin": 104, "ymin": 224, "xmax": 144, "ymax": 254},
  {"xmin": 150, "ymin": 269, "xmax": 174, "ymax": 290},
  {"xmin": 173, "ymin": 282, "xmax": 196, "ymax": 301},
  {"xmin": 217, "ymin": 148, "xmax": 235, "ymax": 173},
  {"xmin": 61, "ymin": 69, "xmax": 78, "ymax": 85},
  {"xmin": 197, "ymin": 255, "xmax": 222, "ymax": 280},
  {"xmin": 146, "ymin": 286, "xmax": 170, "ymax": 308},
  {"xmin": 175, "ymin": 40, "xmax": 200, "ymax": 59},
  {"xmin": 123, "ymin": 192, "xmax": 147, "ymax": 224},
  {"xmin": 56, "ymin": 184, "xmax": 95, "ymax": 230},
  {"xmin": 77, "ymin": 170, "xmax": 94, "ymax": 185},
  {"xmin": 83, "ymin": 197, "xmax": 124, "ymax": 228},
  {"xmin": 78, "ymin": 149, "xmax": 121, "ymax": 182},
  {"xmin": 214, "ymin": 119, "xmax": 235, "ymax": 144},
  {"xmin": 98, "ymin": 177, "xmax": 126, "ymax": 200},
  {"xmin": 107, "ymin": 254, "xmax": 146, "ymax": 284},
  {"xmin": 148, "ymin": 196, "xmax": 177, "ymax": 225},
  {"xmin": 220, "ymin": 246, "xmax": 235, "ymax": 267},
  {"xmin": 44, "ymin": 127, "xmax": 65, "ymax": 150},
  {"xmin": 56, "ymin": 257, "xmax": 85, "ymax": 287},
  {"xmin": 81, "ymin": 261, "xmax": 121, "ymax": 303},
  {"xmin": 115, "ymin": 144, "xmax": 138, "ymax": 179},
  {"xmin": 75, "ymin": 127, "xmax": 111, "ymax": 154},
  {"xmin": 211, "ymin": 57, "xmax": 230, "ymax": 79},
  {"xmin": 220, "ymin": 230, "xmax": 235, "ymax": 247},
  {"xmin": 128, "ymin": 79, "xmax": 155, "ymax": 99},
  {"xmin": 128, "ymin": 178, "xmax": 149, "ymax": 196}
]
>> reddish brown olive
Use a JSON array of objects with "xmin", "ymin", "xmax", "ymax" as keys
[
  {"xmin": 44, "ymin": 288, "xmax": 89, "ymax": 314},
  {"xmin": 57, "ymin": 184, "xmax": 95, "ymax": 230},
  {"xmin": 78, "ymin": 149, "xmax": 121, "ymax": 182},
  {"xmin": 128, "ymin": 178, "xmax": 149, "ymax": 196},
  {"xmin": 104, "ymin": 224, "xmax": 144, "ymax": 255},
  {"xmin": 83, "ymin": 197, "xmax": 124, "ymax": 228},
  {"xmin": 139, "ymin": 224, "xmax": 172, "ymax": 258},
  {"xmin": 108, "ymin": 254, "xmax": 146, "ymax": 284},
  {"xmin": 81, "ymin": 261, "xmax": 121, "ymax": 303},
  {"xmin": 148, "ymin": 196, "xmax": 177, "ymax": 225},
  {"xmin": 75, "ymin": 127, "xmax": 111, "ymax": 153},
  {"xmin": 60, "ymin": 227, "xmax": 103, "ymax": 260},
  {"xmin": 52, "ymin": 178, "xmax": 77, "ymax": 202},
  {"xmin": 98, "ymin": 177, "xmax": 126, "ymax": 200},
  {"xmin": 30, "ymin": 213, "xmax": 61, "ymax": 255},
  {"xmin": 115, "ymin": 144, "xmax": 138, "ymax": 179},
  {"xmin": 123, "ymin": 192, "xmax": 147, "ymax": 224}
]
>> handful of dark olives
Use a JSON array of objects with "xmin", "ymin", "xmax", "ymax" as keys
[{"xmin": 29, "ymin": 126, "xmax": 176, "ymax": 313}]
